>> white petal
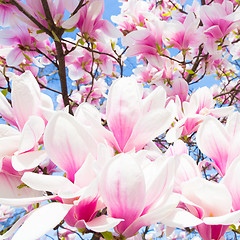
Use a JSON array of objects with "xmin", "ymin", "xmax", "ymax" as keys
[
  {"xmin": 0, "ymin": 195, "xmax": 56, "ymax": 207},
  {"xmin": 12, "ymin": 150, "xmax": 48, "ymax": 171},
  {"xmin": 62, "ymin": 11, "xmax": 80, "ymax": 29},
  {"xmin": 161, "ymin": 208, "xmax": 203, "ymax": 228},
  {"xmin": 0, "ymin": 215, "xmax": 28, "ymax": 240},
  {"xmin": 18, "ymin": 116, "xmax": 45, "ymax": 153},
  {"xmin": 22, "ymin": 172, "xmax": 79, "ymax": 196},
  {"xmin": 11, "ymin": 71, "xmax": 41, "ymax": 130},
  {"xmin": 12, "ymin": 203, "xmax": 72, "ymax": 240},
  {"xmin": 203, "ymin": 210, "xmax": 240, "ymax": 225},
  {"xmin": 0, "ymin": 92, "xmax": 16, "ymax": 126},
  {"xmin": 85, "ymin": 215, "xmax": 124, "ymax": 232}
]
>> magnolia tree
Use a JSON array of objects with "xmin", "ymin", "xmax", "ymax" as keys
[{"xmin": 0, "ymin": 0, "xmax": 240, "ymax": 239}]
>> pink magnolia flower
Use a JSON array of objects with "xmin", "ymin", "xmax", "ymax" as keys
[
  {"xmin": 163, "ymin": 13, "xmax": 202, "ymax": 51},
  {"xmin": 65, "ymin": 39, "xmax": 118, "ymax": 82},
  {"xmin": 22, "ymin": 111, "xmax": 121, "ymax": 230},
  {"xmin": 63, "ymin": 0, "xmax": 121, "ymax": 41},
  {"xmin": 200, "ymin": 0, "xmax": 240, "ymax": 52},
  {"xmin": 0, "ymin": 115, "xmax": 49, "ymax": 175},
  {"xmin": 201, "ymin": 0, "xmax": 240, "ymax": 40},
  {"xmin": 122, "ymin": 15, "xmax": 167, "ymax": 67},
  {"xmin": 181, "ymin": 178, "xmax": 240, "ymax": 240},
  {"xmin": 0, "ymin": 23, "xmax": 45, "ymax": 66},
  {"xmin": 0, "ymin": 110, "xmax": 121, "ymax": 239},
  {"xmin": 196, "ymin": 112, "xmax": 240, "ymax": 176},
  {"xmin": 166, "ymin": 86, "xmax": 234, "ymax": 143},
  {"xmin": 133, "ymin": 59, "xmax": 180, "ymax": 87},
  {"xmin": 105, "ymin": 77, "xmax": 174, "ymax": 152},
  {"xmin": 111, "ymin": 0, "xmax": 152, "ymax": 33},
  {"xmin": 0, "ymin": 71, "xmax": 53, "ymax": 131},
  {"xmin": 99, "ymin": 152, "xmax": 201, "ymax": 238}
]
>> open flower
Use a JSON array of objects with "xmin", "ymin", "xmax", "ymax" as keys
[
  {"xmin": 181, "ymin": 178, "xmax": 240, "ymax": 240},
  {"xmin": 99, "ymin": 152, "xmax": 201, "ymax": 237}
]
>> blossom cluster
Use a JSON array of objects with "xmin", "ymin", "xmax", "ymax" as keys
[{"xmin": 0, "ymin": 0, "xmax": 239, "ymax": 240}]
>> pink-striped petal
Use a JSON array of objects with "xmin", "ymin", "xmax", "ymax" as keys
[
  {"xmin": 196, "ymin": 116, "xmax": 230, "ymax": 176},
  {"xmin": 106, "ymin": 77, "xmax": 142, "ymax": 152},
  {"xmin": 124, "ymin": 109, "xmax": 173, "ymax": 152},
  {"xmin": 100, "ymin": 153, "xmax": 146, "ymax": 234},
  {"xmin": 44, "ymin": 111, "xmax": 97, "ymax": 182}
]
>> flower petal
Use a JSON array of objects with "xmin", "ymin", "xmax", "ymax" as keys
[
  {"xmin": 106, "ymin": 77, "xmax": 142, "ymax": 152},
  {"xmin": 12, "ymin": 203, "xmax": 72, "ymax": 240},
  {"xmin": 12, "ymin": 150, "xmax": 48, "ymax": 171},
  {"xmin": 18, "ymin": 116, "xmax": 45, "ymax": 153},
  {"xmin": 196, "ymin": 116, "xmax": 230, "ymax": 176},
  {"xmin": 11, "ymin": 71, "xmax": 42, "ymax": 130},
  {"xmin": 100, "ymin": 153, "xmax": 146, "ymax": 234},
  {"xmin": 85, "ymin": 215, "xmax": 124, "ymax": 232},
  {"xmin": 22, "ymin": 172, "xmax": 79, "ymax": 197},
  {"xmin": 44, "ymin": 111, "xmax": 97, "ymax": 182}
]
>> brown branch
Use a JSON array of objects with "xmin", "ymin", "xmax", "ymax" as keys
[
  {"xmin": 41, "ymin": 0, "xmax": 55, "ymax": 28},
  {"xmin": 185, "ymin": 44, "xmax": 204, "ymax": 83},
  {"xmin": 161, "ymin": 53, "xmax": 191, "ymax": 65},
  {"xmin": 72, "ymin": 0, "xmax": 85, "ymax": 16},
  {"xmin": 168, "ymin": 0, "xmax": 187, "ymax": 14},
  {"xmin": 55, "ymin": 41, "xmax": 73, "ymax": 114},
  {"xmin": 41, "ymin": 0, "xmax": 72, "ymax": 114}
]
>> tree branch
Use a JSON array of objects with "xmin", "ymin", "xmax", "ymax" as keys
[{"xmin": 41, "ymin": 0, "xmax": 72, "ymax": 114}]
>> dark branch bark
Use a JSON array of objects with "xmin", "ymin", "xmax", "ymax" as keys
[
  {"xmin": 72, "ymin": 0, "xmax": 85, "ymax": 16},
  {"xmin": 55, "ymin": 41, "xmax": 73, "ymax": 114},
  {"xmin": 40, "ymin": 0, "xmax": 72, "ymax": 114},
  {"xmin": 185, "ymin": 44, "xmax": 204, "ymax": 83},
  {"xmin": 41, "ymin": 0, "xmax": 55, "ymax": 28}
]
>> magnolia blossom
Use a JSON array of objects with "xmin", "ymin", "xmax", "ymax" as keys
[
  {"xmin": 166, "ymin": 86, "xmax": 234, "ymax": 143},
  {"xmin": 0, "ymin": 71, "xmax": 53, "ymax": 131},
  {"xmin": 22, "ymin": 111, "xmax": 121, "ymax": 230},
  {"xmin": 63, "ymin": 0, "xmax": 121, "ymax": 41},
  {"xmin": 181, "ymin": 178, "xmax": 240, "ymax": 240},
  {"xmin": 122, "ymin": 14, "xmax": 167, "ymax": 67},
  {"xmin": 111, "ymin": 0, "xmax": 152, "ymax": 33},
  {"xmin": 99, "ymin": 152, "xmax": 201, "ymax": 238},
  {"xmin": 105, "ymin": 77, "xmax": 174, "ymax": 152},
  {"xmin": 196, "ymin": 112, "xmax": 240, "ymax": 176},
  {"xmin": 0, "ymin": 111, "xmax": 120, "ymax": 239},
  {"xmin": 162, "ymin": 13, "xmax": 202, "ymax": 51},
  {"xmin": 0, "ymin": 23, "xmax": 45, "ymax": 66},
  {"xmin": 200, "ymin": 0, "xmax": 240, "ymax": 52}
]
